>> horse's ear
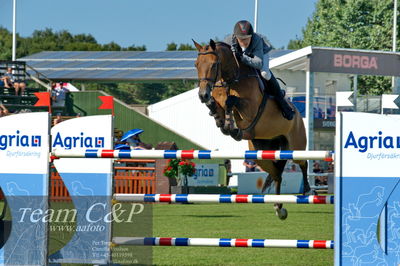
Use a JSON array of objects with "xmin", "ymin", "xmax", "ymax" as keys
[
  {"xmin": 209, "ymin": 39, "xmax": 216, "ymax": 50},
  {"xmin": 192, "ymin": 39, "xmax": 202, "ymax": 51}
]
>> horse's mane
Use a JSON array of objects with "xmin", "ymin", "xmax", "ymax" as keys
[
  {"xmin": 215, "ymin": 42, "xmax": 231, "ymax": 49},
  {"xmin": 203, "ymin": 41, "xmax": 231, "ymax": 51}
]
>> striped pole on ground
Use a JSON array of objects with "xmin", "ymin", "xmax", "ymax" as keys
[
  {"xmin": 52, "ymin": 149, "xmax": 333, "ymax": 161},
  {"xmin": 114, "ymin": 194, "xmax": 334, "ymax": 204},
  {"xmin": 112, "ymin": 237, "xmax": 334, "ymax": 249}
]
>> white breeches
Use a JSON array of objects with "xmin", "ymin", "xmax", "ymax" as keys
[{"xmin": 260, "ymin": 53, "xmax": 272, "ymax": 80}]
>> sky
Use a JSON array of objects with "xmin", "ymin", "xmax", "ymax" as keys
[{"xmin": 0, "ymin": 0, "xmax": 318, "ymax": 51}]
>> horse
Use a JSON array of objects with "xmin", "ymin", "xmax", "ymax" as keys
[{"xmin": 192, "ymin": 39, "xmax": 313, "ymax": 219}]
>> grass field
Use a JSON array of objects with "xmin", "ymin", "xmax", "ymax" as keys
[
  {"xmin": 1, "ymin": 199, "xmax": 334, "ymax": 265},
  {"xmin": 149, "ymin": 202, "xmax": 334, "ymax": 266}
]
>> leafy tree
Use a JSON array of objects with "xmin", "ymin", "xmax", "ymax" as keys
[
  {"xmin": 166, "ymin": 42, "xmax": 195, "ymax": 51},
  {"xmin": 288, "ymin": 0, "xmax": 398, "ymax": 94},
  {"xmin": 0, "ymin": 28, "xmax": 146, "ymax": 60},
  {"xmin": 0, "ymin": 27, "xmax": 194, "ymax": 104},
  {"xmin": 287, "ymin": 37, "xmax": 303, "ymax": 50},
  {"xmin": 166, "ymin": 42, "xmax": 178, "ymax": 51},
  {"xmin": 123, "ymin": 44, "xmax": 146, "ymax": 51},
  {"xmin": 177, "ymin": 43, "xmax": 195, "ymax": 50}
]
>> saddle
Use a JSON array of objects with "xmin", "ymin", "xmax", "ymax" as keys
[{"xmin": 254, "ymin": 69, "xmax": 286, "ymax": 98}]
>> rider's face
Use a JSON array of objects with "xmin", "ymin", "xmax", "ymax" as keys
[{"xmin": 237, "ymin": 37, "xmax": 251, "ymax": 48}]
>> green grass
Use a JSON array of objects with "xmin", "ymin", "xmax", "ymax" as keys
[
  {"xmin": 150, "ymin": 203, "xmax": 334, "ymax": 266},
  {"xmin": 0, "ymin": 200, "xmax": 334, "ymax": 265}
]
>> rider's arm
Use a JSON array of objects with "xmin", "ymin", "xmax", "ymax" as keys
[{"xmin": 240, "ymin": 37, "xmax": 264, "ymax": 70}]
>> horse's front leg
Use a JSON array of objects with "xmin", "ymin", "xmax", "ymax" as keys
[
  {"xmin": 297, "ymin": 160, "xmax": 316, "ymax": 195},
  {"xmin": 205, "ymin": 97, "xmax": 227, "ymax": 132},
  {"xmin": 224, "ymin": 95, "xmax": 244, "ymax": 140},
  {"xmin": 224, "ymin": 95, "xmax": 241, "ymax": 129}
]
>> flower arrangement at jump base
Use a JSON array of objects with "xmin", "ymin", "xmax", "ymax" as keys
[{"xmin": 163, "ymin": 159, "xmax": 196, "ymax": 180}]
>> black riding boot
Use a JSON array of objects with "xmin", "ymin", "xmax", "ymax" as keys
[{"xmin": 264, "ymin": 74, "xmax": 294, "ymax": 120}]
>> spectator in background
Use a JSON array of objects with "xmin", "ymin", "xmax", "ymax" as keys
[
  {"xmin": 52, "ymin": 82, "xmax": 70, "ymax": 107},
  {"xmin": 288, "ymin": 164, "xmax": 297, "ymax": 172},
  {"xmin": 327, "ymin": 162, "xmax": 334, "ymax": 173},
  {"xmin": 18, "ymin": 82, "xmax": 26, "ymax": 96},
  {"xmin": 0, "ymin": 76, "xmax": 5, "ymax": 87},
  {"xmin": 224, "ymin": 159, "xmax": 232, "ymax": 185},
  {"xmin": 121, "ymin": 129, "xmax": 153, "ymax": 150},
  {"xmin": 313, "ymin": 162, "xmax": 323, "ymax": 173},
  {"xmin": 126, "ymin": 134, "xmax": 152, "ymax": 150},
  {"xmin": 53, "ymin": 113, "xmax": 62, "ymax": 125},
  {"xmin": 0, "ymin": 68, "xmax": 13, "ymax": 88},
  {"xmin": 0, "ymin": 101, "xmax": 9, "ymax": 117},
  {"xmin": 3, "ymin": 67, "xmax": 26, "ymax": 95},
  {"xmin": 243, "ymin": 159, "xmax": 260, "ymax": 172},
  {"xmin": 313, "ymin": 161, "xmax": 327, "ymax": 186}
]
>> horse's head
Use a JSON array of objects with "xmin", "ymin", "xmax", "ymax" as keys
[{"xmin": 193, "ymin": 39, "xmax": 222, "ymax": 103}]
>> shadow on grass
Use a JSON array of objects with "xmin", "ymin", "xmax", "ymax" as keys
[
  {"xmin": 291, "ymin": 210, "xmax": 333, "ymax": 214},
  {"xmin": 185, "ymin": 215, "xmax": 240, "ymax": 218}
]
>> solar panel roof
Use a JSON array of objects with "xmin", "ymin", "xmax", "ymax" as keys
[{"xmin": 19, "ymin": 50, "xmax": 293, "ymax": 81}]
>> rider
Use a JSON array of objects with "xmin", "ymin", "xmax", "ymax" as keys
[{"xmin": 224, "ymin": 20, "xmax": 294, "ymax": 120}]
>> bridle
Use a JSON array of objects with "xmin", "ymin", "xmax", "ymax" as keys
[
  {"xmin": 196, "ymin": 43, "xmax": 268, "ymax": 140},
  {"xmin": 197, "ymin": 49, "xmax": 243, "ymax": 95},
  {"xmin": 197, "ymin": 51, "xmax": 225, "ymax": 88}
]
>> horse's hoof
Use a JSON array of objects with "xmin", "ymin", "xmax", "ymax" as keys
[
  {"xmin": 275, "ymin": 207, "xmax": 288, "ymax": 220},
  {"xmin": 220, "ymin": 127, "xmax": 230, "ymax": 136},
  {"xmin": 230, "ymin": 129, "xmax": 242, "ymax": 141},
  {"xmin": 215, "ymin": 119, "xmax": 224, "ymax": 128}
]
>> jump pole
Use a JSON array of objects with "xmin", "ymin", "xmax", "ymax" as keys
[
  {"xmin": 114, "ymin": 194, "xmax": 334, "ymax": 204},
  {"xmin": 112, "ymin": 237, "xmax": 334, "ymax": 249},
  {"xmin": 52, "ymin": 149, "xmax": 333, "ymax": 160}
]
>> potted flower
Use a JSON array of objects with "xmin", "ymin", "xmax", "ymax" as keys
[
  {"xmin": 163, "ymin": 159, "xmax": 180, "ymax": 187},
  {"xmin": 178, "ymin": 160, "xmax": 196, "ymax": 188},
  {"xmin": 163, "ymin": 159, "xmax": 196, "ymax": 193}
]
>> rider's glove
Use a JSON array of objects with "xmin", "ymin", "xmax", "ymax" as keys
[
  {"xmin": 231, "ymin": 44, "xmax": 243, "ymax": 59},
  {"xmin": 245, "ymin": 52, "xmax": 254, "ymax": 58}
]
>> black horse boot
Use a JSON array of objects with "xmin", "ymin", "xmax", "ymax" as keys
[{"xmin": 264, "ymin": 74, "xmax": 294, "ymax": 120}]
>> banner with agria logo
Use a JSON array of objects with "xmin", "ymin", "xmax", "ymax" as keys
[
  {"xmin": 49, "ymin": 115, "xmax": 113, "ymax": 265},
  {"xmin": 0, "ymin": 112, "xmax": 50, "ymax": 265},
  {"xmin": 335, "ymin": 112, "xmax": 400, "ymax": 265}
]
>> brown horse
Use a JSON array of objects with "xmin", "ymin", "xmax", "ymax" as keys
[{"xmin": 193, "ymin": 39, "xmax": 313, "ymax": 219}]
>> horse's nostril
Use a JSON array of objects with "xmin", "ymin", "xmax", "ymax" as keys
[
  {"xmin": 203, "ymin": 93, "xmax": 210, "ymax": 103},
  {"xmin": 199, "ymin": 91, "xmax": 210, "ymax": 103}
]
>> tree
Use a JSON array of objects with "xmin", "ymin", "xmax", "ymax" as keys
[
  {"xmin": 288, "ymin": 0, "xmax": 398, "ymax": 94},
  {"xmin": 166, "ymin": 42, "xmax": 178, "ymax": 51},
  {"xmin": 0, "ymin": 28, "xmax": 147, "ymax": 60},
  {"xmin": 166, "ymin": 42, "xmax": 195, "ymax": 51},
  {"xmin": 0, "ymin": 27, "xmax": 194, "ymax": 104}
]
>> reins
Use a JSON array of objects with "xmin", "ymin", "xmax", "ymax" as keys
[
  {"xmin": 197, "ymin": 45, "xmax": 268, "ymax": 137},
  {"xmin": 197, "ymin": 51, "xmax": 221, "ymax": 85}
]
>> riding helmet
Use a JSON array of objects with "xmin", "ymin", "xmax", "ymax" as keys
[{"xmin": 234, "ymin": 20, "xmax": 254, "ymax": 39}]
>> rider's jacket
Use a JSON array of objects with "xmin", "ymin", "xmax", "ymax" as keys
[{"xmin": 224, "ymin": 33, "xmax": 272, "ymax": 70}]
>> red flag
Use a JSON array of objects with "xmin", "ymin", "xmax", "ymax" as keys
[
  {"xmin": 34, "ymin": 92, "xmax": 51, "ymax": 107},
  {"xmin": 98, "ymin": 96, "xmax": 114, "ymax": 115}
]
